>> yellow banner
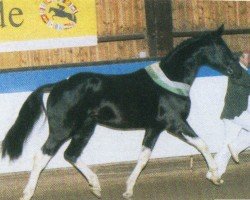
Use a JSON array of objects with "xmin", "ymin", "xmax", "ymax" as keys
[{"xmin": 0, "ymin": 0, "xmax": 97, "ymax": 52}]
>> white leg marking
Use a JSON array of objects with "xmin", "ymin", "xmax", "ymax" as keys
[
  {"xmin": 214, "ymin": 120, "xmax": 241, "ymax": 178},
  {"xmin": 214, "ymin": 121, "xmax": 238, "ymax": 178},
  {"xmin": 123, "ymin": 146, "xmax": 152, "ymax": 199},
  {"xmin": 20, "ymin": 150, "xmax": 51, "ymax": 200},
  {"xmin": 183, "ymin": 135, "xmax": 223, "ymax": 185},
  {"xmin": 74, "ymin": 159, "xmax": 101, "ymax": 198},
  {"xmin": 214, "ymin": 146, "xmax": 231, "ymax": 178}
]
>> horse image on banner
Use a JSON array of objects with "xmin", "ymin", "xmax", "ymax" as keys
[{"xmin": 49, "ymin": 3, "xmax": 77, "ymax": 23}]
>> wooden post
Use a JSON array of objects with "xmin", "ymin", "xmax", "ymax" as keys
[
  {"xmin": 145, "ymin": 0, "xmax": 174, "ymax": 57},
  {"xmin": 145, "ymin": 0, "xmax": 157, "ymax": 57},
  {"xmin": 154, "ymin": 0, "xmax": 174, "ymax": 56}
]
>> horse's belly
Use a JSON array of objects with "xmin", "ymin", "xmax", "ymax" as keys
[{"xmin": 93, "ymin": 101, "xmax": 147, "ymax": 129}]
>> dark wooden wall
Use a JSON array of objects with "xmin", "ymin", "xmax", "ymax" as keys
[
  {"xmin": 172, "ymin": 0, "xmax": 250, "ymax": 52},
  {"xmin": 0, "ymin": 0, "xmax": 249, "ymax": 70}
]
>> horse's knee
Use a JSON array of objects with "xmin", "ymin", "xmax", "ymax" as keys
[
  {"xmin": 138, "ymin": 147, "xmax": 151, "ymax": 166},
  {"xmin": 64, "ymin": 150, "xmax": 78, "ymax": 163},
  {"xmin": 183, "ymin": 135, "xmax": 209, "ymax": 152},
  {"xmin": 42, "ymin": 139, "xmax": 64, "ymax": 157}
]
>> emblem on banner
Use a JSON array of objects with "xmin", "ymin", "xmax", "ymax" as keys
[{"xmin": 39, "ymin": 0, "xmax": 78, "ymax": 30}]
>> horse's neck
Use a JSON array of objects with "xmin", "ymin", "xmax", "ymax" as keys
[{"xmin": 161, "ymin": 53, "xmax": 201, "ymax": 86}]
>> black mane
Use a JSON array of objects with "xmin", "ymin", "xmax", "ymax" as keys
[
  {"xmin": 160, "ymin": 31, "xmax": 214, "ymax": 82},
  {"xmin": 167, "ymin": 32, "xmax": 209, "ymax": 58}
]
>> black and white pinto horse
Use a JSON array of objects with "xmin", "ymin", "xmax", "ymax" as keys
[{"xmin": 0, "ymin": 26, "xmax": 243, "ymax": 200}]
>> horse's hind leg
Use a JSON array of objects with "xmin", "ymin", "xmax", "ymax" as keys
[
  {"xmin": 20, "ymin": 150, "xmax": 52, "ymax": 200},
  {"xmin": 20, "ymin": 132, "xmax": 69, "ymax": 200},
  {"xmin": 123, "ymin": 127, "xmax": 162, "ymax": 199},
  {"xmin": 180, "ymin": 121, "xmax": 223, "ymax": 185},
  {"xmin": 63, "ymin": 122, "xmax": 101, "ymax": 198}
]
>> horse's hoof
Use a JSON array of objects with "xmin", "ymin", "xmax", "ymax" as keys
[
  {"xmin": 20, "ymin": 190, "xmax": 34, "ymax": 200},
  {"xmin": 206, "ymin": 171, "xmax": 224, "ymax": 185},
  {"xmin": 207, "ymin": 176, "xmax": 224, "ymax": 185},
  {"xmin": 211, "ymin": 178, "xmax": 224, "ymax": 185},
  {"xmin": 20, "ymin": 195, "xmax": 32, "ymax": 200},
  {"xmin": 228, "ymin": 144, "xmax": 239, "ymax": 163},
  {"xmin": 122, "ymin": 191, "xmax": 133, "ymax": 199},
  {"xmin": 206, "ymin": 171, "xmax": 212, "ymax": 179},
  {"xmin": 91, "ymin": 187, "xmax": 102, "ymax": 199}
]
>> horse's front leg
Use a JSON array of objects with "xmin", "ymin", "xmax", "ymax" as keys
[
  {"xmin": 122, "ymin": 128, "xmax": 162, "ymax": 199},
  {"xmin": 214, "ymin": 119, "xmax": 241, "ymax": 178},
  {"xmin": 179, "ymin": 121, "xmax": 223, "ymax": 185}
]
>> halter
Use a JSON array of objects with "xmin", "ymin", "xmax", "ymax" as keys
[{"xmin": 145, "ymin": 62, "xmax": 191, "ymax": 96}]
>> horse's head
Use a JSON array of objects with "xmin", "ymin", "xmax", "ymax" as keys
[{"xmin": 202, "ymin": 25, "xmax": 242, "ymax": 79}]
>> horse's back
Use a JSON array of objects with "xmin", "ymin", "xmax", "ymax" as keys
[{"xmin": 46, "ymin": 70, "xmax": 190, "ymax": 130}]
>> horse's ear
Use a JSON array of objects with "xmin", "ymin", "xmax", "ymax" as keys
[{"xmin": 215, "ymin": 24, "xmax": 224, "ymax": 36}]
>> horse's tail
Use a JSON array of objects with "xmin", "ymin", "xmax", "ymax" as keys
[{"xmin": 1, "ymin": 84, "xmax": 54, "ymax": 160}]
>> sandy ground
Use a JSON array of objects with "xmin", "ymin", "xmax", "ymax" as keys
[{"xmin": 0, "ymin": 160, "xmax": 249, "ymax": 200}]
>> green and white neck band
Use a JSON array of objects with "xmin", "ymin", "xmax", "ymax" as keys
[{"xmin": 145, "ymin": 62, "xmax": 191, "ymax": 96}]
